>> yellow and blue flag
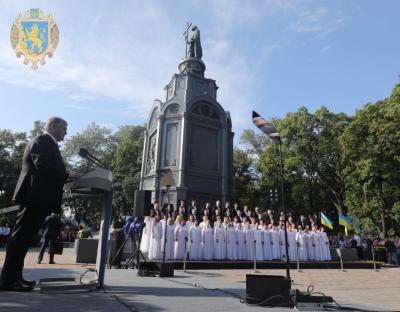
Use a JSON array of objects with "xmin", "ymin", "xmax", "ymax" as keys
[
  {"xmin": 320, "ymin": 212, "xmax": 333, "ymax": 230},
  {"xmin": 352, "ymin": 215, "xmax": 362, "ymax": 234},
  {"xmin": 338, "ymin": 213, "xmax": 352, "ymax": 235}
]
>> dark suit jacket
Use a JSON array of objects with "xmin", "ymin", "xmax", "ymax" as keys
[
  {"xmin": 42, "ymin": 214, "xmax": 62, "ymax": 239},
  {"xmin": 13, "ymin": 134, "xmax": 68, "ymax": 213}
]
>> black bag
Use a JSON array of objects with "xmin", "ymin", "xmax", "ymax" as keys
[{"xmin": 49, "ymin": 240, "xmax": 63, "ymax": 255}]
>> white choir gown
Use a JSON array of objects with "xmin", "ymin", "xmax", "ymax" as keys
[
  {"xmin": 320, "ymin": 231, "xmax": 331, "ymax": 260},
  {"xmin": 295, "ymin": 231, "xmax": 308, "ymax": 261},
  {"xmin": 174, "ymin": 225, "xmax": 188, "ymax": 260},
  {"xmin": 287, "ymin": 230, "xmax": 297, "ymax": 262},
  {"xmin": 163, "ymin": 224, "xmax": 175, "ymax": 260},
  {"xmin": 270, "ymin": 229, "xmax": 281, "ymax": 260},
  {"xmin": 235, "ymin": 227, "xmax": 246, "ymax": 260},
  {"xmin": 253, "ymin": 228, "xmax": 264, "ymax": 261},
  {"xmin": 226, "ymin": 226, "xmax": 237, "ymax": 260},
  {"xmin": 140, "ymin": 216, "xmax": 155, "ymax": 253},
  {"xmin": 202, "ymin": 224, "xmax": 214, "ymax": 260},
  {"xmin": 262, "ymin": 227, "xmax": 272, "ymax": 260},
  {"xmin": 244, "ymin": 226, "xmax": 255, "ymax": 260},
  {"xmin": 148, "ymin": 222, "xmax": 162, "ymax": 260},
  {"xmin": 188, "ymin": 226, "xmax": 202, "ymax": 260},
  {"xmin": 214, "ymin": 225, "xmax": 226, "ymax": 260},
  {"xmin": 306, "ymin": 232, "xmax": 315, "ymax": 261},
  {"xmin": 312, "ymin": 231, "xmax": 322, "ymax": 261}
]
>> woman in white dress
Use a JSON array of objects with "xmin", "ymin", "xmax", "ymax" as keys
[
  {"xmin": 148, "ymin": 216, "xmax": 162, "ymax": 260},
  {"xmin": 235, "ymin": 222, "xmax": 246, "ymax": 260},
  {"xmin": 174, "ymin": 219, "xmax": 188, "ymax": 260},
  {"xmin": 188, "ymin": 221, "xmax": 202, "ymax": 260},
  {"xmin": 260, "ymin": 222, "xmax": 272, "ymax": 260},
  {"xmin": 319, "ymin": 226, "xmax": 331, "ymax": 260},
  {"xmin": 311, "ymin": 226, "xmax": 322, "ymax": 261},
  {"xmin": 140, "ymin": 209, "xmax": 155, "ymax": 253},
  {"xmin": 201, "ymin": 219, "xmax": 214, "ymax": 260},
  {"xmin": 243, "ymin": 220, "xmax": 254, "ymax": 260},
  {"xmin": 163, "ymin": 217, "xmax": 175, "ymax": 260},
  {"xmin": 213, "ymin": 223, "xmax": 225, "ymax": 260},
  {"xmin": 253, "ymin": 225, "xmax": 264, "ymax": 261},
  {"xmin": 270, "ymin": 224, "xmax": 281, "ymax": 260},
  {"xmin": 305, "ymin": 226, "xmax": 315, "ymax": 261},
  {"xmin": 287, "ymin": 224, "xmax": 297, "ymax": 262},
  {"xmin": 226, "ymin": 223, "xmax": 237, "ymax": 260},
  {"xmin": 295, "ymin": 226, "xmax": 308, "ymax": 261}
]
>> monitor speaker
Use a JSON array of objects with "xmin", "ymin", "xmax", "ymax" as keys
[
  {"xmin": 134, "ymin": 190, "xmax": 152, "ymax": 216},
  {"xmin": 246, "ymin": 274, "xmax": 291, "ymax": 306}
]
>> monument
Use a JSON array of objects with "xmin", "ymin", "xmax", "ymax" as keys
[{"xmin": 139, "ymin": 24, "xmax": 234, "ymax": 208}]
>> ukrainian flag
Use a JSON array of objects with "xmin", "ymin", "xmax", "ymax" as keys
[
  {"xmin": 320, "ymin": 212, "xmax": 333, "ymax": 230},
  {"xmin": 352, "ymin": 215, "xmax": 362, "ymax": 234},
  {"xmin": 338, "ymin": 213, "xmax": 352, "ymax": 235}
]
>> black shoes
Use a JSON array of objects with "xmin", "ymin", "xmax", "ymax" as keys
[
  {"xmin": 49, "ymin": 261, "xmax": 56, "ymax": 264},
  {"xmin": 0, "ymin": 280, "xmax": 34, "ymax": 292},
  {"xmin": 19, "ymin": 279, "xmax": 36, "ymax": 287}
]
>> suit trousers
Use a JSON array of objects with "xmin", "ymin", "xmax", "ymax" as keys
[
  {"xmin": 0, "ymin": 204, "xmax": 47, "ymax": 285},
  {"xmin": 37, "ymin": 237, "xmax": 56, "ymax": 263}
]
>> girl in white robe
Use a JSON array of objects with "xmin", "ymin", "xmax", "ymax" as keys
[
  {"xmin": 311, "ymin": 227, "xmax": 322, "ymax": 261},
  {"xmin": 188, "ymin": 222, "xmax": 202, "ymax": 260},
  {"xmin": 140, "ymin": 210, "xmax": 155, "ymax": 253},
  {"xmin": 270, "ymin": 225, "xmax": 281, "ymax": 260},
  {"xmin": 148, "ymin": 217, "xmax": 162, "ymax": 260},
  {"xmin": 174, "ymin": 220, "xmax": 188, "ymax": 260},
  {"xmin": 305, "ymin": 228, "xmax": 315, "ymax": 261},
  {"xmin": 253, "ymin": 227, "xmax": 264, "ymax": 261},
  {"xmin": 319, "ymin": 227, "xmax": 331, "ymax": 260},
  {"xmin": 295, "ymin": 228, "xmax": 308, "ymax": 261},
  {"xmin": 201, "ymin": 221, "xmax": 214, "ymax": 260},
  {"xmin": 261, "ymin": 225, "xmax": 272, "ymax": 260},
  {"xmin": 226, "ymin": 223, "xmax": 237, "ymax": 260},
  {"xmin": 214, "ymin": 223, "xmax": 226, "ymax": 260},
  {"xmin": 163, "ymin": 218, "xmax": 175, "ymax": 260},
  {"xmin": 244, "ymin": 223, "xmax": 255, "ymax": 260},
  {"xmin": 279, "ymin": 227, "xmax": 287, "ymax": 260},
  {"xmin": 235, "ymin": 223, "xmax": 246, "ymax": 260},
  {"xmin": 287, "ymin": 225, "xmax": 297, "ymax": 262}
]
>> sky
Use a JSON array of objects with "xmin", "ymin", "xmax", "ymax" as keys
[{"xmin": 0, "ymin": 0, "xmax": 399, "ymax": 144}]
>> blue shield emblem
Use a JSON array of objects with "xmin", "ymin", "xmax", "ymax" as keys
[{"xmin": 20, "ymin": 21, "xmax": 48, "ymax": 55}]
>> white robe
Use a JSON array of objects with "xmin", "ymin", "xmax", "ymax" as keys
[
  {"xmin": 253, "ymin": 229, "xmax": 264, "ymax": 261},
  {"xmin": 214, "ymin": 226, "xmax": 226, "ymax": 260},
  {"xmin": 226, "ymin": 226, "xmax": 237, "ymax": 260},
  {"xmin": 312, "ymin": 231, "xmax": 322, "ymax": 261},
  {"xmin": 279, "ymin": 229, "xmax": 287, "ymax": 260},
  {"xmin": 140, "ymin": 216, "xmax": 155, "ymax": 253},
  {"xmin": 306, "ymin": 232, "xmax": 315, "ymax": 261},
  {"xmin": 320, "ymin": 231, "xmax": 331, "ymax": 260},
  {"xmin": 270, "ymin": 229, "xmax": 281, "ymax": 260},
  {"xmin": 148, "ymin": 222, "xmax": 162, "ymax": 260},
  {"xmin": 188, "ymin": 226, "xmax": 202, "ymax": 260},
  {"xmin": 287, "ymin": 230, "xmax": 297, "ymax": 262},
  {"xmin": 201, "ymin": 225, "xmax": 214, "ymax": 260},
  {"xmin": 296, "ymin": 231, "xmax": 308, "ymax": 261},
  {"xmin": 262, "ymin": 228, "xmax": 272, "ymax": 260},
  {"xmin": 235, "ymin": 227, "xmax": 246, "ymax": 260},
  {"xmin": 244, "ymin": 226, "xmax": 255, "ymax": 260},
  {"xmin": 163, "ymin": 224, "xmax": 175, "ymax": 260},
  {"xmin": 174, "ymin": 225, "xmax": 188, "ymax": 260}
]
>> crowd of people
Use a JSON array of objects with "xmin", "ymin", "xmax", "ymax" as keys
[{"xmin": 138, "ymin": 199, "xmax": 332, "ymax": 262}]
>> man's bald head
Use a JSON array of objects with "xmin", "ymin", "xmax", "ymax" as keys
[{"xmin": 44, "ymin": 117, "xmax": 68, "ymax": 142}]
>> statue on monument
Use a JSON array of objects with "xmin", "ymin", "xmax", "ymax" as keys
[{"xmin": 187, "ymin": 25, "xmax": 202, "ymax": 59}]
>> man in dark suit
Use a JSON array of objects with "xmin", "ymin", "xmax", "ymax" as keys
[
  {"xmin": 37, "ymin": 213, "xmax": 62, "ymax": 264},
  {"xmin": 0, "ymin": 117, "xmax": 75, "ymax": 292}
]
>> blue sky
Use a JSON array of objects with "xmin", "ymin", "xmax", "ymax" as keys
[{"xmin": 0, "ymin": 1, "xmax": 399, "ymax": 144}]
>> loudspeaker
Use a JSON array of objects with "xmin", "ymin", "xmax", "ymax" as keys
[
  {"xmin": 134, "ymin": 190, "xmax": 152, "ymax": 216},
  {"xmin": 137, "ymin": 262, "xmax": 174, "ymax": 277},
  {"xmin": 158, "ymin": 262, "xmax": 174, "ymax": 277},
  {"xmin": 246, "ymin": 274, "xmax": 290, "ymax": 306}
]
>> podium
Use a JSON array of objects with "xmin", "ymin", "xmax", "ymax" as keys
[{"xmin": 40, "ymin": 168, "xmax": 113, "ymax": 291}]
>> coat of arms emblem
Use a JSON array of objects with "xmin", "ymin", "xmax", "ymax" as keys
[{"xmin": 10, "ymin": 9, "xmax": 59, "ymax": 70}]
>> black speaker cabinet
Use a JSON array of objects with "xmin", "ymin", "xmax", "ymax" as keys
[
  {"xmin": 246, "ymin": 274, "xmax": 291, "ymax": 306},
  {"xmin": 134, "ymin": 190, "xmax": 152, "ymax": 216},
  {"xmin": 138, "ymin": 262, "xmax": 174, "ymax": 277}
]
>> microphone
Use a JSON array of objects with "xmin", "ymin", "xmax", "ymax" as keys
[{"xmin": 79, "ymin": 148, "xmax": 107, "ymax": 169}]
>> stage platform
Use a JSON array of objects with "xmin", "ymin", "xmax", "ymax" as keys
[{"xmin": 138, "ymin": 259, "xmax": 381, "ymax": 270}]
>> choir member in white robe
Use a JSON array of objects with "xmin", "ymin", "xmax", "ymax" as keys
[
  {"xmin": 279, "ymin": 226, "xmax": 287, "ymax": 260},
  {"xmin": 295, "ymin": 226, "xmax": 308, "ymax": 261},
  {"xmin": 163, "ymin": 218, "xmax": 175, "ymax": 260},
  {"xmin": 260, "ymin": 224, "xmax": 272, "ymax": 260},
  {"xmin": 287, "ymin": 224, "xmax": 297, "ymax": 262},
  {"xmin": 214, "ymin": 223, "xmax": 226, "ymax": 260},
  {"xmin": 148, "ymin": 216, "xmax": 162, "ymax": 260},
  {"xmin": 174, "ymin": 215, "xmax": 183, "ymax": 227},
  {"xmin": 140, "ymin": 209, "xmax": 155, "ymax": 253},
  {"xmin": 235, "ymin": 222, "xmax": 246, "ymax": 260},
  {"xmin": 305, "ymin": 227, "xmax": 315, "ymax": 261},
  {"xmin": 253, "ymin": 226, "xmax": 264, "ymax": 261},
  {"xmin": 319, "ymin": 226, "xmax": 331, "ymax": 260},
  {"xmin": 244, "ymin": 222, "xmax": 255, "ymax": 260},
  {"xmin": 311, "ymin": 227, "xmax": 322, "ymax": 261},
  {"xmin": 186, "ymin": 214, "xmax": 195, "ymax": 230},
  {"xmin": 226, "ymin": 223, "xmax": 237, "ymax": 260},
  {"xmin": 270, "ymin": 225, "xmax": 281, "ymax": 260},
  {"xmin": 201, "ymin": 220, "xmax": 214, "ymax": 260},
  {"xmin": 188, "ymin": 221, "xmax": 202, "ymax": 260},
  {"xmin": 174, "ymin": 220, "xmax": 188, "ymax": 260}
]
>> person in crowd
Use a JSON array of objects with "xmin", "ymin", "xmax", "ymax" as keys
[
  {"xmin": 174, "ymin": 218, "xmax": 188, "ymax": 260},
  {"xmin": 385, "ymin": 237, "xmax": 398, "ymax": 265},
  {"xmin": 235, "ymin": 221, "xmax": 246, "ymax": 260},
  {"xmin": 354, "ymin": 233, "xmax": 364, "ymax": 260},
  {"xmin": 110, "ymin": 216, "xmax": 125, "ymax": 268},
  {"xmin": 0, "ymin": 224, "xmax": 10, "ymax": 248},
  {"xmin": 201, "ymin": 218, "xmax": 213, "ymax": 260},
  {"xmin": 37, "ymin": 213, "xmax": 62, "ymax": 265},
  {"xmin": 148, "ymin": 216, "xmax": 162, "ymax": 260},
  {"xmin": 213, "ymin": 222, "xmax": 225, "ymax": 260},
  {"xmin": 162, "ymin": 217, "xmax": 175, "ymax": 260},
  {"xmin": 226, "ymin": 222, "xmax": 236, "ymax": 260},
  {"xmin": 140, "ymin": 209, "xmax": 156, "ymax": 253},
  {"xmin": 320, "ymin": 226, "xmax": 331, "ymax": 261},
  {"xmin": 188, "ymin": 220, "xmax": 202, "ymax": 260}
]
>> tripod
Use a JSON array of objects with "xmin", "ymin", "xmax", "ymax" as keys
[{"xmin": 122, "ymin": 227, "xmax": 146, "ymax": 269}]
